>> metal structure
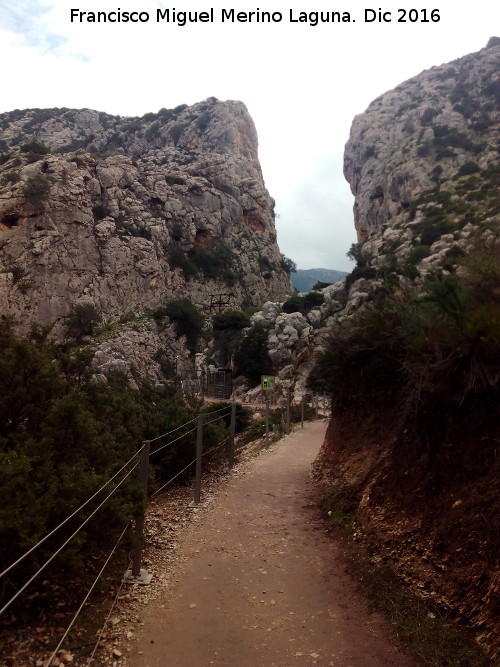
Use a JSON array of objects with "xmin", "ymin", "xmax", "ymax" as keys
[
  {"xmin": 208, "ymin": 293, "xmax": 233, "ymax": 314},
  {"xmin": 203, "ymin": 368, "xmax": 233, "ymax": 399}
]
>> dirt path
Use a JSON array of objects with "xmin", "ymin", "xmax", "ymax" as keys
[{"xmin": 127, "ymin": 422, "xmax": 416, "ymax": 667}]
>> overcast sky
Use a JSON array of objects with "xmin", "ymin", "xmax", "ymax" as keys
[{"xmin": 0, "ymin": 1, "xmax": 497, "ymax": 270}]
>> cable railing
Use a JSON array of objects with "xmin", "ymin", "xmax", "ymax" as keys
[
  {"xmin": 1, "ymin": 394, "xmax": 321, "ymax": 664},
  {"xmin": 150, "ymin": 425, "xmax": 198, "ymax": 457},
  {"xmin": 0, "ymin": 461, "xmax": 138, "ymax": 617},
  {"xmin": 47, "ymin": 523, "xmax": 130, "ymax": 667},
  {"xmin": 0, "ymin": 447, "xmax": 143, "ymax": 581}
]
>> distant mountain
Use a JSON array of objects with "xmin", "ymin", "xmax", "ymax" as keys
[{"xmin": 291, "ymin": 268, "xmax": 347, "ymax": 293}]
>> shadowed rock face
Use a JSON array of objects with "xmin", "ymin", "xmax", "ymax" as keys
[
  {"xmin": 0, "ymin": 98, "xmax": 291, "ymax": 335},
  {"xmin": 344, "ymin": 41, "xmax": 499, "ymax": 243}
]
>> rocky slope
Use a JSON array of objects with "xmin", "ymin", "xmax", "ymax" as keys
[{"xmin": 0, "ymin": 99, "xmax": 291, "ymax": 379}]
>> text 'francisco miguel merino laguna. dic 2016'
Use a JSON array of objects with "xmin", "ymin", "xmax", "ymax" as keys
[{"xmin": 70, "ymin": 8, "xmax": 441, "ymax": 26}]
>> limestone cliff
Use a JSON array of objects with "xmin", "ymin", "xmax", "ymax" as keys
[
  {"xmin": 0, "ymin": 99, "xmax": 290, "ymax": 342},
  {"xmin": 344, "ymin": 38, "xmax": 499, "ymax": 249},
  {"xmin": 242, "ymin": 39, "xmax": 499, "ymax": 405}
]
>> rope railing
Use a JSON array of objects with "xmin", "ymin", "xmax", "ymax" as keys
[
  {"xmin": 86, "ymin": 552, "xmax": 130, "ymax": 666},
  {"xmin": 0, "ymin": 447, "xmax": 142, "ymax": 581},
  {"xmin": 202, "ymin": 408, "xmax": 233, "ymax": 428},
  {"xmin": 152, "ymin": 457, "xmax": 198, "ymax": 497},
  {"xmin": 2, "ymin": 395, "xmax": 318, "ymax": 661},
  {"xmin": 46, "ymin": 523, "xmax": 130, "ymax": 667},
  {"xmin": 150, "ymin": 425, "xmax": 198, "ymax": 457},
  {"xmin": 149, "ymin": 416, "xmax": 198, "ymax": 444},
  {"xmin": 0, "ymin": 462, "xmax": 138, "ymax": 617}
]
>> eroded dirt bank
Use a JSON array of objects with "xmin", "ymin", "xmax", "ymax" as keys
[
  {"xmin": 125, "ymin": 422, "xmax": 416, "ymax": 666},
  {"xmin": 314, "ymin": 415, "xmax": 499, "ymax": 663}
]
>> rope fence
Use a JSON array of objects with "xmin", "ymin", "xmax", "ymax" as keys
[{"xmin": 0, "ymin": 392, "xmax": 326, "ymax": 665}]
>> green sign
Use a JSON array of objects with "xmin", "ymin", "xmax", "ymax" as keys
[{"xmin": 261, "ymin": 375, "xmax": 275, "ymax": 391}]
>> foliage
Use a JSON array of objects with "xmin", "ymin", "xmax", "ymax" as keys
[
  {"xmin": 420, "ymin": 107, "xmax": 439, "ymax": 125},
  {"xmin": 234, "ymin": 326, "xmax": 273, "ymax": 385},
  {"xmin": 202, "ymin": 401, "xmax": 252, "ymax": 434},
  {"xmin": 196, "ymin": 111, "xmax": 211, "ymax": 132},
  {"xmin": 304, "ymin": 291, "xmax": 325, "ymax": 309},
  {"xmin": 21, "ymin": 141, "xmax": 50, "ymax": 163},
  {"xmin": 311, "ymin": 233, "xmax": 500, "ymax": 438},
  {"xmin": 280, "ymin": 253, "xmax": 297, "ymax": 274},
  {"xmin": 0, "ymin": 316, "xmax": 273, "ymax": 600},
  {"xmin": 92, "ymin": 204, "xmax": 110, "ymax": 220},
  {"xmin": 169, "ymin": 124, "xmax": 185, "ymax": 144},
  {"xmin": 188, "ymin": 240, "xmax": 236, "ymax": 283},
  {"xmin": 282, "ymin": 291, "xmax": 324, "ymax": 314},
  {"xmin": 346, "ymin": 242, "xmax": 367, "ymax": 267},
  {"xmin": 163, "ymin": 299, "xmax": 204, "ymax": 352},
  {"xmin": 212, "ymin": 310, "xmax": 251, "ymax": 366},
  {"xmin": 0, "ymin": 322, "xmax": 225, "ymax": 611},
  {"xmin": 23, "ymin": 173, "xmax": 50, "ymax": 204},
  {"xmin": 457, "ymin": 161, "xmax": 479, "ymax": 176},
  {"xmin": 344, "ymin": 266, "xmax": 377, "ymax": 290},
  {"xmin": 66, "ymin": 303, "xmax": 102, "ymax": 339},
  {"xmin": 313, "ymin": 281, "xmax": 332, "ymax": 291},
  {"xmin": 406, "ymin": 244, "xmax": 430, "ymax": 265}
]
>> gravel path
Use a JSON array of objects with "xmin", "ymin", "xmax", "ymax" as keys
[{"xmin": 127, "ymin": 421, "xmax": 416, "ymax": 667}]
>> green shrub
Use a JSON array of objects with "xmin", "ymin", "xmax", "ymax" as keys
[
  {"xmin": 212, "ymin": 310, "xmax": 250, "ymax": 365},
  {"xmin": 234, "ymin": 326, "xmax": 273, "ymax": 385},
  {"xmin": 92, "ymin": 204, "xmax": 110, "ymax": 220},
  {"xmin": 21, "ymin": 141, "xmax": 49, "ymax": 156},
  {"xmin": 458, "ymin": 161, "xmax": 479, "ymax": 176},
  {"xmin": 280, "ymin": 254, "xmax": 297, "ymax": 274},
  {"xmin": 416, "ymin": 143, "xmax": 431, "ymax": 158},
  {"xmin": 164, "ymin": 299, "xmax": 204, "ymax": 352},
  {"xmin": 346, "ymin": 242, "xmax": 369, "ymax": 267},
  {"xmin": 407, "ymin": 245, "xmax": 430, "ymax": 265},
  {"xmin": 189, "ymin": 240, "xmax": 236, "ymax": 283},
  {"xmin": 23, "ymin": 173, "xmax": 50, "ymax": 204},
  {"xmin": 0, "ymin": 323, "xmax": 205, "ymax": 608},
  {"xmin": 2, "ymin": 170, "xmax": 20, "ymax": 185},
  {"xmin": 313, "ymin": 281, "xmax": 332, "ymax": 291},
  {"xmin": 421, "ymin": 108, "xmax": 439, "ymax": 125},
  {"xmin": 283, "ymin": 292, "xmax": 324, "ymax": 314},
  {"xmin": 196, "ymin": 111, "xmax": 211, "ymax": 132},
  {"xmin": 169, "ymin": 245, "xmax": 197, "ymax": 277},
  {"xmin": 345, "ymin": 266, "xmax": 377, "ymax": 290},
  {"xmin": 169, "ymin": 124, "xmax": 185, "ymax": 144},
  {"xmin": 282, "ymin": 295, "xmax": 306, "ymax": 314},
  {"xmin": 303, "ymin": 291, "xmax": 325, "ymax": 309},
  {"xmin": 67, "ymin": 303, "xmax": 101, "ymax": 338}
]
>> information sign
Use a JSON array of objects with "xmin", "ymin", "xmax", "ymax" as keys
[{"xmin": 261, "ymin": 375, "xmax": 275, "ymax": 391}]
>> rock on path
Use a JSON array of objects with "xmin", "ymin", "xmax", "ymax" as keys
[{"xmin": 128, "ymin": 422, "xmax": 416, "ymax": 666}]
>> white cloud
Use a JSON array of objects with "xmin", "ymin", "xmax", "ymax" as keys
[{"xmin": 0, "ymin": 0, "xmax": 66, "ymax": 52}]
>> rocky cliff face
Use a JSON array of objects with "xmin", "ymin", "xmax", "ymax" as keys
[
  {"xmin": 0, "ymin": 99, "xmax": 290, "ymax": 341},
  {"xmin": 245, "ymin": 39, "xmax": 499, "ymax": 405},
  {"xmin": 344, "ymin": 38, "xmax": 499, "ymax": 254}
]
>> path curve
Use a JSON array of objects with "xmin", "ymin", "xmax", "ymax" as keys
[{"xmin": 128, "ymin": 422, "xmax": 416, "ymax": 666}]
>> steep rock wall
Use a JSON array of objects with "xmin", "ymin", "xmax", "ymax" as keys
[
  {"xmin": 0, "ymin": 99, "xmax": 291, "ymax": 337},
  {"xmin": 344, "ymin": 40, "xmax": 499, "ymax": 245}
]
